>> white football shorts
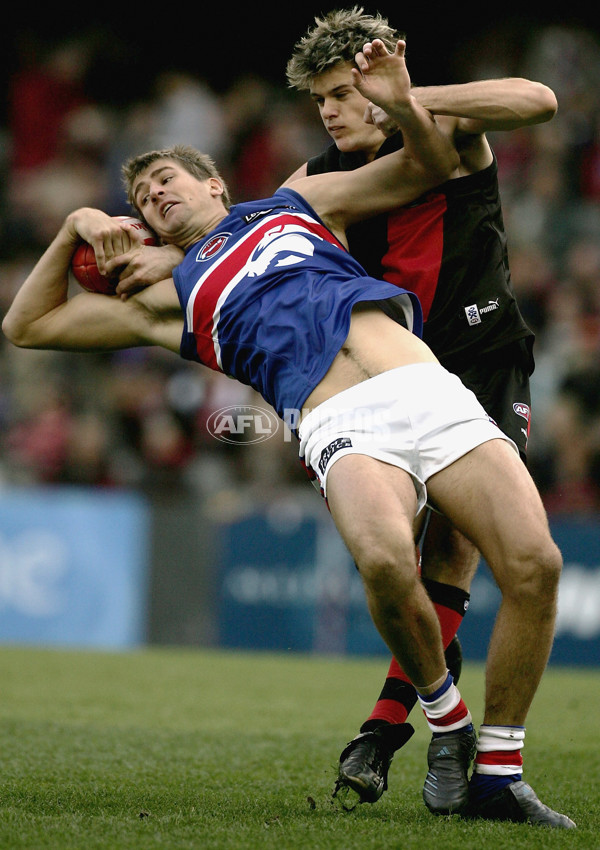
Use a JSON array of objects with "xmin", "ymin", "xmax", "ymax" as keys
[{"xmin": 298, "ymin": 362, "xmax": 517, "ymax": 513}]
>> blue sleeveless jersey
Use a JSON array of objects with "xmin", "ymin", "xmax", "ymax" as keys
[{"xmin": 172, "ymin": 188, "xmax": 422, "ymax": 424}]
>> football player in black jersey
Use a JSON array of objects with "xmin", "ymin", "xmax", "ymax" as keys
[{"xmin": 285, "ymin": 7, "xmax": 565, "ymax": 828}]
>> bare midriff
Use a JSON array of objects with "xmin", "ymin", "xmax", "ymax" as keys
[{"xmin": 301, "ymin": 304, "xmax": 438, "ymax": 418}]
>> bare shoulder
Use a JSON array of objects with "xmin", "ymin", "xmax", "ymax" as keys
[
  {"xmin": 286, "ymin": 172, "xmax": 351, "ymax": 243},
  {"xmin": 280, "ymin": 162, "xmax": 308, "ymax": 187}
]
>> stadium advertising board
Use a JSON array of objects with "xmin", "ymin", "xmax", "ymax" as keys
[
  {"xmin": 217, "ymin": 507, "xmax": 600, "ymax": 665},
  {"xmin": 0, "ymin": 488, "xmax": 149, "ymax": 647}
]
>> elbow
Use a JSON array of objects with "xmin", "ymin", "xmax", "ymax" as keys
[
  {"xmin": 3, "ymin": 313, "xmax": 31, "ymax": 348},
  {"xmin": 537, "ymin": 84, "xmax": 558, "ymax": 122},
  {"xmin": 525, "ymin": 79, "xmax": 559, "ymax": 122},
  {"xmin": 2, "ymin": 314, "xmax": 18, "ymax": 346}
]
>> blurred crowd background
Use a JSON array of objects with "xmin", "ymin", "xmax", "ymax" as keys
[{"xmin": 2, "ymin": 11, "xmax": 600, "ymax": 519}]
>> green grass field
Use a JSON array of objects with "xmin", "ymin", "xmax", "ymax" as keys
[{"xmin": 0, "ymin": 645, "xmax": 597, "ymax": 849}]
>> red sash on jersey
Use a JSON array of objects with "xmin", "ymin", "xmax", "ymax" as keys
[{"xmin": 382, "ymin": 192, "xmax": 446, "ymax": 321}]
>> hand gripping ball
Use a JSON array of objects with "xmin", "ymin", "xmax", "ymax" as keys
[{"xmin": 71, "ymin": 216, "xmax": 156, "ymax": 294}]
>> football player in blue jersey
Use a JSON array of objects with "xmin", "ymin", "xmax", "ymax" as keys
[{"xmin": 2, "ymin": 39, "xmax": 573, "ymax": 829}]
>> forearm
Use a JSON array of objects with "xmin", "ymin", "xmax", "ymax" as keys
[
  {"xmin": 353, "ymin": 40, "xmax": 458, "ymax": 182},
  {"xmin": 114, "ymin": 243, "xmax": 186, "ymax": 297},
  {"xmin": 385, "ymin": 95, "xmax": 458, "ymax": 183},
  {"xmin": 2, "ymin": 218, "xmax": 77, "ymax": 346},
  {"xmin": 412, "ymin": 78, "xmax": 558, "ymax": 129},
  {"xmin": 3, "ymin": 213, "xmax": 129, "ymax": 352},
  {"xmin": 3, "ymin": 208, "xmax": 160, "ymax": 350}
]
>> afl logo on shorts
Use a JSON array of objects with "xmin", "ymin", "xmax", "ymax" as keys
[
  {"xmin": 513, "ymin": 402, "xmax": 530, "ymax": 423},
  {"xmin": 196, "ymin": 232, "xmax": 230, "ymax": 261}
]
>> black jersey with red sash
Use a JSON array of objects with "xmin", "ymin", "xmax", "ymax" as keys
[{"xmin": 307, "ymin": 136, "xmax": 534, "ymax": 370}]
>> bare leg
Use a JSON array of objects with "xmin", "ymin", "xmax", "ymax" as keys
[
  {"xmin": 325, "ymin": 453, "xmax": 447, "ymax": 689},
  {"xmin": 327, "ymin": 454, "xmax": 476, "ymax": 816},
  {"xmin": 426, "ymin": 438, "xmax": 562, "ymax": 725},
  {"xmin": 349, "ymin": 513, "xmax": 477, "ymax": 732},
  {"xmin": 425, "ymin": 440, "xmax": 577, "ymax": 827}
]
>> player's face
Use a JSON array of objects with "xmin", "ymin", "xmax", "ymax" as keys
[
  {"xmin": 310, "ymin": 63, "xmax": 386, "ymax": 161},
  {"xmin": 132, "ymin": 159, "xmax": 225, "ymax": 248}
]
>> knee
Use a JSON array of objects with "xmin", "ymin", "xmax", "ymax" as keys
[
  {"xmin": 503, "ymin": 538, "xmax": 563, "ymax": 605},
  {"xmin": 354, "ymin": 534, "xmax": 418, "ymax": 600}
]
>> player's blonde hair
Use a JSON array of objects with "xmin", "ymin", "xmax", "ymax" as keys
[
  {"xmin": 122, "ymin": 144, "xmax": 232, "ymax": 211},
  {"xmin": 286, "ymin": 6, "xmax": 402, "ymax": 90}
]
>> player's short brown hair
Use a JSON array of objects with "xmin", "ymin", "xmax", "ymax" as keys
[
  {"xmin": 122, "ymin": 144, "xmax": 232, "ymax": 211},
  {"xmin": 286, "ymin": 6, "xmax": 402, "ymax": 90}
]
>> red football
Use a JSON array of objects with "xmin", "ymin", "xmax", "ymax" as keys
[{"xmin": 71, "ymin": 216, "xmax": 156, "ymax": 294}]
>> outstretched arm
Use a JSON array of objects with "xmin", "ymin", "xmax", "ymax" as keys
[
  {"xmin": 411, "ymin": 78, "xmax": 557, "ymax": 133},
  {"xmin": 365, "ymin": 71, "xmax": 558, "ymax": 175},
  {"xmin": 2, "ymin": 208, "xmax": 183, "ymax": 353},
  {"xmin": 367, "ymin": 77, "xmax": 557, "ymax": 139}
]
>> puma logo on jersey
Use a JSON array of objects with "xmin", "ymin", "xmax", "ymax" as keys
[{"xmin": 464, "ymin": 299, "xmax": 500, "ymax": 325}]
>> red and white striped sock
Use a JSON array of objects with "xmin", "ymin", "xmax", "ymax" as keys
[
  {"xmin": 469, "ymin": 725, "xmax": 525, "ymax": 799},
  {"xmin": 473, "ymin": 724, "xmax": 525, "ymax": 776},
  {"xmin": 417, "ymin": 671, "xmax": 472, "ymax": 734}
]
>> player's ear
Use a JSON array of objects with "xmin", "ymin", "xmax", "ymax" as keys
[{"xmin": 208, "ymin": 177, "xmax": 225, "ymax": 198}]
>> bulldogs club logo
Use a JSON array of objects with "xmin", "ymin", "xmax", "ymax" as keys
[{"xmin": 196, "ymin": 232, "xmax": 230, "ymax": 261}]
